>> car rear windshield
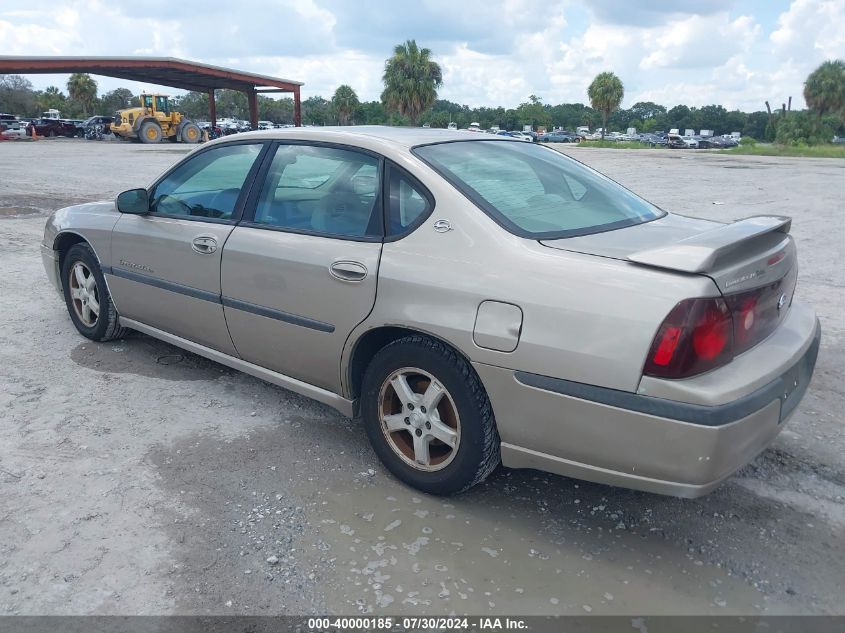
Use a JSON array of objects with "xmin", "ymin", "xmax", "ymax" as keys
[{"xmin": 413, "ymin": 140, "xmax": 664, "ymax": 239}]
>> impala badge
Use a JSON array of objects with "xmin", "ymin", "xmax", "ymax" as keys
[
  {"xmin": 777, "ymin": 293, "xmax": 787, "ymax": 311},
  {"xmin": 433, "ymin": 219, "xmax": 452, "ymax": 233},
  {"xmin": 119, "ymin": 259, "xmax": 154, "ymax": 273}
]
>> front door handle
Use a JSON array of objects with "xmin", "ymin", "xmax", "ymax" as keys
[
  {"xmin": 330, "ymin": 261, "xmax": 368, "ymax": 282},
  {"xmin": 191, "ymin": 235, "xmax": 218, "ymax": 254}
]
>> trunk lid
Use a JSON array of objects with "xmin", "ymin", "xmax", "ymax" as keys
[
  {"xmin": 541, "ymin": 213, "xmax": 796, "ymax": 295},
  {"xmin": 542, "ymin": 213, "xmax": 799, "ymax": 361}
]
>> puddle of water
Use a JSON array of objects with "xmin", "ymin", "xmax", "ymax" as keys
[
  {"xmin": 147, "ymin": 419, "xmax": 833, "ymax": 616},
  {"xmin": 70, "ymin": 333, "xmax": 233, "ymax": 381},
  {"xmin": 298, "ymin": 477, "xmax": 769, "ymax": 615}
]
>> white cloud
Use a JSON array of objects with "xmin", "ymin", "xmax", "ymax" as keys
[
  {"xmin": 771, "ymin": 0, "xmax": 845, "ymax": 61},
  {"xmin": 0, "ymin": 0, "xmax": 841, "ymax": 112},
  {"xmin": 640, "ymin": 14, "xmax": 760, "ymax": 70}
]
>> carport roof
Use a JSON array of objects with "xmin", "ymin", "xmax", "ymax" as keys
[{"xmin": 0, "ymin": 56, "xmax": 303, "ymax": 94}]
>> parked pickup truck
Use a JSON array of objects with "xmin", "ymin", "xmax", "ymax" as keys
[{"xmin": 25, "ymin": 118, "xmax": 79, "ymax": 138}]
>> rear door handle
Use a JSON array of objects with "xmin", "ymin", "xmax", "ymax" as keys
[
  {"xmin": 330, "ymin": 261, "xmax": 368, "ymax": 282},
  {"xmin": 191, "ymin": 235, "xmax": 218, "ymax": 254}
]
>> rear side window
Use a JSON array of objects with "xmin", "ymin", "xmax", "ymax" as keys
[
  {"xmin": 386, "ymin": 165, "xmax": 432, "ymax": 236},
  {"xmin": 414, "ymin": 140, "xmax": 663, "ymax": 239},
  {"xmin": 252, "ymin": 144, "xmax": 382, "ymax": 239}
]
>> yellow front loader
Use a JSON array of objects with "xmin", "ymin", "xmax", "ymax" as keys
[{"xmin": 111, "ymin": 93, "xmax": 202, "ymax": 144}]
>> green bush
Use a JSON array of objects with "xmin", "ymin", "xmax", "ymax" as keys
[
  {"xmin": 775, "ymin": 111, "xmax": 834, "ymax": 146},
  {"xmin": 739, "ymin": 136, "xmax": 757, "ymax": 146}
]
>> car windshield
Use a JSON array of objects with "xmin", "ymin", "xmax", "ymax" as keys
[{"xmin": 414, "ymin": 140, "xmax": 664, "ymax": 238}]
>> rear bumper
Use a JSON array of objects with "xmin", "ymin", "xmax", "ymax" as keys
[{"xmin": 476, "ymin": 312, "xmax": 821, "ymax": 498}]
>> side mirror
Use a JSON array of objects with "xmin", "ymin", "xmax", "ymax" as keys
[{"xmin": 116, "ymin": 188, "xmax": 150, "ymax": 214}]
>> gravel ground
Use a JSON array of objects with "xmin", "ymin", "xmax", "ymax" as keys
[{"xmin": 0, "ymin": 137, "xmax": 843, "ymax": 616}]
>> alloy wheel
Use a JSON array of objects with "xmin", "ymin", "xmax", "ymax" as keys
[
  {"xmin": 378, "ymin": 367, "xmax": 461, "ymax": 471},
  {"xmin": 68, "ymin": 261, "xmax": 100, "ymax": 327}
]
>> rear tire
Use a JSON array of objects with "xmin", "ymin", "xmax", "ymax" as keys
[
  {"xmin": 61, "ymin": 243, "xmax": 126, "ymax": 342},
  {"xmin": 139, "ymin": 121, "xmax": 162, "ymax": 144},
  {"xmin": 360, "ymin": 336, "xmax": 500, "ymax": 495}
]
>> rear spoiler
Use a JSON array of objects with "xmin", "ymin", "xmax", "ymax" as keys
[{"xmin": 627, "ymin": 215, "xmax": 792, "ymax": 273}]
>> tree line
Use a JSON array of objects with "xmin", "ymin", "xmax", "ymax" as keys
[{"xmin": 2, "ymin": 43, "xmax": 842, "ymax": 145}]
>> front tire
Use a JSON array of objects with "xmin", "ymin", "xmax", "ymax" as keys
[
  {"xmin": 139, "ymin": 121, "xmax": 162, "ymax": 144},
  {"xmin": 360, "ymin": 336, "xmax": 500, "ymax": 495},
  {"xmin": 61, "ymin": 243, "xmax": 126, "ymax": 341}
]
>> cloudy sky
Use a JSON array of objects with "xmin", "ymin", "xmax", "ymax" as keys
[{"xmin": 1, "ymin": 0, "xmax": 843, "ymax": 111}]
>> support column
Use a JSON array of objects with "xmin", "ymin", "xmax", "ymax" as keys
[
  {"xmin": 294, "ymin": 86, "xmax": 302, "ymax": 127},
  {"xmin": 247, "ymin": 90, "xmax": 258, "ymax": 130},
  {"xmin": 208, "ymin": 89, "xmax": 217, "ymax": 128}
]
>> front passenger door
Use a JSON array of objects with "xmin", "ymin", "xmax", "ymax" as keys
[{"xmin": 108, "ymin": 142, "xmax": 266, "ymax": 354}]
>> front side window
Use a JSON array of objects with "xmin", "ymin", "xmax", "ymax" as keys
[
  {"xmin": 253, "ymin": 144, "xmax": 381, "ymax": 238},
  {"xmin": 150, "ymin": 143, "xmax": 263, "ymax": 220},
  {"xmin": 414, "ymin": 140, "xmax": 664, "ymax": 238}
]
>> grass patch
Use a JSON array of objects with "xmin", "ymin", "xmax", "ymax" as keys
[
  {"xmin": 576, "ymin": 140, "xmax": 657, "ymax": 149},
  {"xmin": 721, "ymin": 143, "xmax": 845, "ymax": 158}
]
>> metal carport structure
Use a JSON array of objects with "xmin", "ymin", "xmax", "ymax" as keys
[{"xmin": 0, "ymin": 56, "xmax": 303, "ymax": 128}]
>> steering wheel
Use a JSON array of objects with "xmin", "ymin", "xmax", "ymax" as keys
[{"xmin": 207, "ymin": 188, "xmax": 241, "ymax": 219}]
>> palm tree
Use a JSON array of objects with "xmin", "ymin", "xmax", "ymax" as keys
[
  {"xmin": 587, "ymin": 72, "xmax": 624, "ymax": 139},
  {"xmin": 66, "ymin": 73, "xmax": 98, "ymax": 116},
  {"xmin": 381, "ymin": 40, "xmax": 443, "ymax": 125},
  {"xmin": 332, "ymin": 84, "xmax": 360, "ymax": 125},
  {"xmin": 804, "ymin": 60, "xmax": 845, "ymax": 120}
]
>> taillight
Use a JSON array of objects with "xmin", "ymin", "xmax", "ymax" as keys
[
  {"xmin": 645, "ymin": 270, "xmax": 795, "ymax": 379},
  {"xmin": 644, "ymin": 297, "xmax": 733, "ymax": 378},
  {"xmin": 725, "ymin": 273, "xmax": 794, "ymax": 356}
]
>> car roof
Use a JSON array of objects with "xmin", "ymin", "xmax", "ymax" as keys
[{"xmin": 210, "ymin": 125, "xmax": 514, "ymax": 151}]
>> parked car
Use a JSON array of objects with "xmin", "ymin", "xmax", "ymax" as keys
[
  {"xmin": 508, "ymin": 131, "xmax": 533, "ymax": 142},
  {"xmin": 833, "ymin": 135, "xmax": 845, "ymax": 145},
  {"xmin": 200, "ymin": 123, "xmax": 224, "ymax": 140},
  {"xmin": 706, "ymin": 136, "xmax": 738, "ymax": 149},
  {"xmin": 693, "ymin": 136, "xmax": 714, "ymax": 149},
  {"xmin": 539, "ymin": 131, "xmax": 577, "ymax": 143},
  {"xmin": 41, "ymin": 127, "xmax": 819, "ymax": 497},
  {"xmin": 638, "ymin": 133, "xmax": 666, "ymax": 146},
  {"xmin": 667, "ymin": 133, "xmax": 698, "ymax": 148},
  {"xmin": 25, "ymin": 118, "xmax": 78, "ymax": 138},
  {"xmin": 0, "ymin": 113, "xmax": 22, "ymax": 133},
  {"xmin": 496, "ymin": 131, "xmax": 529, "ymax": 141},
  {"xmin": 81, "ymin": 116, "xmax": 115, "ymax": 135}
]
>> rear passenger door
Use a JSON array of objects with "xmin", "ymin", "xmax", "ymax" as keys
[{"xmin": 220, "ymin": 143, "xmax": 384, "ymax": 393}]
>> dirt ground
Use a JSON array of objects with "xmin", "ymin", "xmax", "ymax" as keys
[{"xmin": 0, "ymin": 137, "xmax": 843, "ymax": 616}]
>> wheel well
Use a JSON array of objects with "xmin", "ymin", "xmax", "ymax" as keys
[
  {"xmin": 347, "ymin": 326, "xmax": 471, "ymax": 400},
  {"xmin": 134, "ymin": 116, "xmax": 160, "ymax": 132},
  {"xmin": 54, "ymin": 232, "xmax": 88, "ymax": 277}
]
